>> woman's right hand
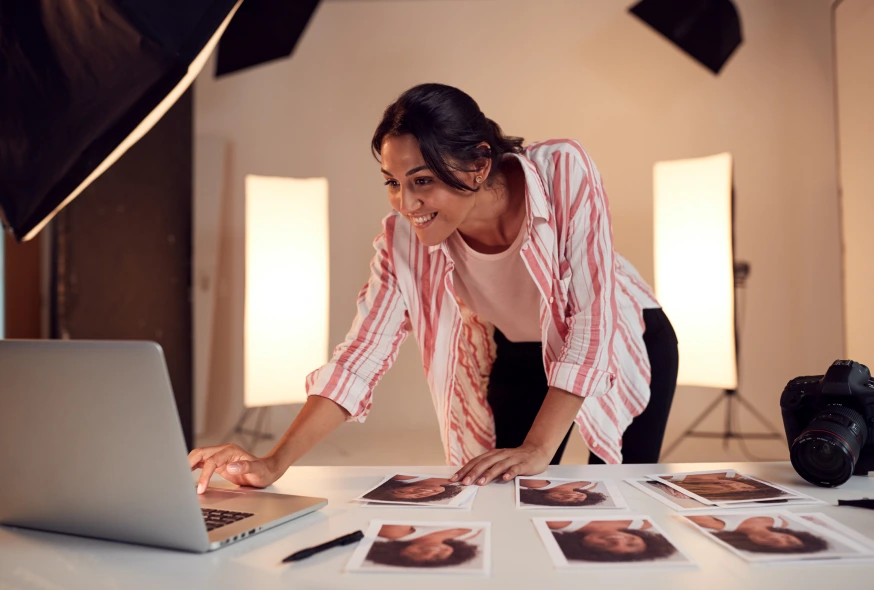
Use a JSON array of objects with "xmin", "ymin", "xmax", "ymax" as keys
[{"xmin": 188, "ymin": 443, "xmax": 284, "ymax": 494}]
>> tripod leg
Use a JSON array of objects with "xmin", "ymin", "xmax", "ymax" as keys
[
  {"xmin": 661, "ymin": 392, "xmax": 728, "ymax": 459},
  {"xmin": 250, "ymin": 407, "xmax": 268, "ymax": 450},
  {"xmin": 734, "ymin": 394, "xmax": 783, "ymax": 436},
  {"xmin": 222, "ymin": 407, "xmax": 253, "ymax": 443},
  {"xmin": 723, "ymin": 394, "xmax": 734, "ymax": 451}
]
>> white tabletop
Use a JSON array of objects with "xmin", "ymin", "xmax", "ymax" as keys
[{"xmin": 2, "ymin": 462, "xmax": 874, "ymax": 589}]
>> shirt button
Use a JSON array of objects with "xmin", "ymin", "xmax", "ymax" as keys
[
  {"xmin": 521, "ymin": 244, "xmax": 528, "ymax": 251},
  {"xmin": 549, "ymin": 297, "xmax": 554, "ymax": 304}
]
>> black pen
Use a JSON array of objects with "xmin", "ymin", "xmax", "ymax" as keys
[{"xmin": 282, "ymin": 530, "xmax": 364, "ymax": 563}]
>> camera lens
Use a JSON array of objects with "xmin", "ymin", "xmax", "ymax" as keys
[
  {"xmin": 790, "ymin": 405, "xmax": 867, "ymax": 487},
  {"xmin": 799, "ymin": 440, "xmax": 845, "ymax": 479}
]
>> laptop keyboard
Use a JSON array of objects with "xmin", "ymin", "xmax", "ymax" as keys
[{"xmin": 202, "ymin": 508, "xmax": 254, "ymax": 532}]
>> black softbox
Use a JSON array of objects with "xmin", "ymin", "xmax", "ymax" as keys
[
  {"xmin": 216, "ymin": 0, "xmax": 320, "ymax": 77},
  {"xmin": 629, "ymin": 0, "xmax": 743, "ymax": 75},
  {"xmin": 0, "ymin": 0, "xmax": 241, "ymax": 242}
]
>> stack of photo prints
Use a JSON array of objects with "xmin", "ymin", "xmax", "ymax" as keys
[
  {"xmin": 625, "ymin": 469, "xmax": 826, "ymax": 512},
  {"xmin": 626, "ymin": 470, "xmax": 874, "ymax": 565},
  {"xmin": 342, "ymin": 470, "xmax": 874, "ymax": 574}
]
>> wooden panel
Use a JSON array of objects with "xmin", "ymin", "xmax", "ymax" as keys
[
  {"xmin": 51, "ymin": 90, "xmax": 194, "ymax": 449},
  {"xmin": 3, "ymin": 232, "xmax": 42, "ymax": 339}
]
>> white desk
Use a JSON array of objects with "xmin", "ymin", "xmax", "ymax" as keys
[{"xmin": 2, "ymin": 462, "xmax": 874, "ymax": 589}]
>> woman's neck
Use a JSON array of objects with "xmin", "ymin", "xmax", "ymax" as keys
[{"xmin": 456, "ymin": 158, "xmax": 526, "ymax": 254}]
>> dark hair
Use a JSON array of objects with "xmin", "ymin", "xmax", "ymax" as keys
[
  {"xmin": 365, "ymin": 539, "xmax": 478, "ymax": 568},
  {"xmin": 371, "ymin": 83, "xmax": 524, "ymax": 192},
  {"xmin": 519, "ymin": 487, "xmax": 608, "ymax": 507},
  {"xmin": 362, "ymin": 478, "xmax": 464, "ymax": 503},
  {"xmin": 712, "ymin": 528, "xmax": 829, "ymax": 554},
  {"xmin": 680, "ymin": 478, "xmax": 789, "ymax": 501},
  {"xmin": 553, "ymin": 529, "xmax": 677, "ymax": 563}
]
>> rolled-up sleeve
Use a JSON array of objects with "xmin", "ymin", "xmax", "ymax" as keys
[
  {"xmin": 305, "ymin": 216, "xmax": 410, "ymax": 422},
  {"xmin": 546, "ymin": 145, "xmax": 617, "ymax": 399}
]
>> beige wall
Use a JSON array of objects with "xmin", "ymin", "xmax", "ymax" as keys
[
  {"xmin": 194, "ymin": 0, "xmax": 844, "ymax": 464},
  {"xmin": 836, "ymin": 0, "xmax": 874, "ymax": 368}
]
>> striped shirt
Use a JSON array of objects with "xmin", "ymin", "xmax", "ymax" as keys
[{"xmin": 306, "ymin": 139, "xmax": 660, "ymax": 464}]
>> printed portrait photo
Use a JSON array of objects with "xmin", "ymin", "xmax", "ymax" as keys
[
  {"xmin": 353, "ymin": 474, "xmax": 475, "ymax": 508},
  {"xmin": 346, "ymin": 520, "xmax": 490, "ymax": 574},
  {"xmin": 684, "ymin": 511, "xmax": 874, "ymax": 563},
  {"xmin": 533, "ymin": 517, "xmax": 695, "ymax": 569},
  {"xmin": 517, "ymin": 477, "xmax": 627, "ymax": 509},
  {"xmin": 797, "ymin": 513, "xmax": 874, "ymax": 551},
  {"xmin": 650, "ymin": 470, "xmax": 800, "ymax": 504},
  {"xmin": 359, "ymin": 493, "xmax": 475, "ymax": 509}
]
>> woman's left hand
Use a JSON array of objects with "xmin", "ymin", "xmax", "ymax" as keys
[{"xmin": 450, "ymin": 442, "xmax": 550, "ymax": 486}]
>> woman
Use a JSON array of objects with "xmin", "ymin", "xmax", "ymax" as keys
[
  {"xmin": 363, "ymin": 475, "xmax": 464, "ymax": 503},
  {"xmin": 189, "ymin": 83, "xmax": 679, "ymax": 492},
  {"xmin": 519, "ymin": 479, "xmax": 607, "ymax": 507},
  {"xmin": 687, "ymin": 515, "xmax": 828, "ymax": 554},
  {"xmin": 365, "ymin": 525, "xmax": 481, "ymax": 568},
  {"xmin": 547, "ymin": 519, "xmax": 676, "ymax": 562}
]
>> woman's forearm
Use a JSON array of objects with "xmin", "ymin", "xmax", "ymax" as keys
[
  {"xmin": 523, "ymin": 386, "xmax": 584, "ymax": 458},
  {"xmin": 266, "ymin": 395, "xmax": 349, "ymax": 471}
]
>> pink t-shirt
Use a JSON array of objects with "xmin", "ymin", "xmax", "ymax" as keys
[{"xmin": 447, "ymin": 224, "xmax": 542, "ymax": 343}]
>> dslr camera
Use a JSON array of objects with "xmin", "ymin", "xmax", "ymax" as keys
[{"xmin": 780, "ymin": 360, "xmax": 874, "ymax": 487}]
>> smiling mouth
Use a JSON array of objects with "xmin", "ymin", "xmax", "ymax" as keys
[{"xmin": 411, "ymin": 212, "xmax": 437, "ymax": 227}]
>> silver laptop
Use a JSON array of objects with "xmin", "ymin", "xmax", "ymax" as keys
[{"xmin": 0, "ymin": 340, "xmax": 327, "ymax": 552}]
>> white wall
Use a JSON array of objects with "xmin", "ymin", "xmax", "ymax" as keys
[
  {"xmin": 836, "ymin": 0, "xmax": 874, "ymax": 368},
  {"xmin": 194, "ymin": 0, "xmax": 844, "ymax": 464}
]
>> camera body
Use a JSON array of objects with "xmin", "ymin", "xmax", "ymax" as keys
[{"xmin": 780, "ymin": 360, "xmax": 874, "ymax": 486}]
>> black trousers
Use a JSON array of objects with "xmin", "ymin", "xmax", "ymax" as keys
[{"xmin": 486, "ymin": 308, "xmax": 679, "ymax": 465}]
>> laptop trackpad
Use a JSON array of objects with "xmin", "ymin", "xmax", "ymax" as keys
[{"xmin": 199, "ymin": 488, "xmax": 253, "ymax": 507}]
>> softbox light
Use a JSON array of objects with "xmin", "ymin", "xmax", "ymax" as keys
[
  {"xmin": 653, "ymin": 153, "xmax": 737, "ymax": 390},
  {"xmin": 216, "ymin": 0, "xmax": 321, "ymax": 77},
  {"xmin": 244, "ymin": 175, "xmax": 329, "ymax": 408},
  {"xmin": 0, "ymin": 0, "xmax": 241, "ymax": 242},
  {"xmin": 629, "ymin": 0, "xmax": 743, "ymax": 74}
]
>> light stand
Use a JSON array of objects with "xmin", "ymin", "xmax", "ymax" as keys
[
  {"xmin": 224, "ymin": 407, "xmax": 274, "ymax": 451},
  {"xmin": 660, "ymin": 186, "xmax": 784, "ymax": 460},
  {"xmin": 661, "ymin": 262, "xmax": 783, "ymax": 459}
]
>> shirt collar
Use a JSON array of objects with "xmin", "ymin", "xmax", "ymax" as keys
[
  {"xmin": 508, "ymin": 151, "xmax": 551, "ymax": 224},
  {"xmin": 428, "ymin": 151, "xmax": 549, "ymax": 256}
]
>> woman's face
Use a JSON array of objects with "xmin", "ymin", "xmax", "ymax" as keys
[
  {"xmin": 381, "ymin": 134, "xmax": 477, "ymax": 247},
  {"xmin": 546, "ymin": 489, "xmax": 589, "ymax": 504},
  {"xmin": 582, "ymin": 531, "xmax": 646, "ymax": 554},
  {"xmin": 747, "ymin": 530, "xmax": 804, "ymax": 549},
  {"xmin": 390, "ymin": 484, "xmax": 446, "ymax": 500},
  {"xmin": 401, "ymin": 542, "xmax": 453, "ymax": 562}
]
